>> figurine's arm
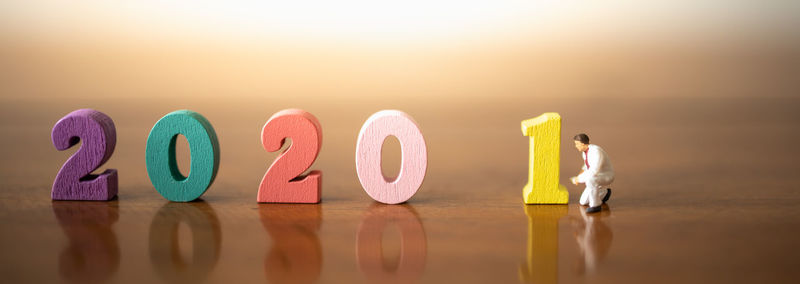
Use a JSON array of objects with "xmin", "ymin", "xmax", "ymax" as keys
[
  {"xmin": 571, "ymin": 162, "xmax": 588, "ymax": 185},
  {"xmin": 571, "ymin": 168, "xmax": 584, "ymax": 185}
]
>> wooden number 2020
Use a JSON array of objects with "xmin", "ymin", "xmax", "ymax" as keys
[{"xmin": 50, "ymin": 108, "xmax": 426, "ymax": 203}]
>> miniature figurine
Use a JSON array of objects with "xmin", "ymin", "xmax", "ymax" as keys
[{"xmin": 570, "ymin": 134, "xmax": 614, "ymax": 213}]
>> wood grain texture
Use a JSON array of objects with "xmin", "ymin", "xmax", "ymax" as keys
[
  {"xmin": 51, "ymin": 109, "xmax": 118, "ymax": 201},
  {"xmin": 258, "ymin": 109, "xmax": 322, "ymax": 203},
  {"xmin": 356, "ymin": 110, "xmax": 427, "ymax": 204},
  {"xmin": 521, "ymin": 113, "xmax": 568, "ymax": 204},
  {"xmin": 145, "ymin": 110, "xmax": 220, "ymax": 202}
]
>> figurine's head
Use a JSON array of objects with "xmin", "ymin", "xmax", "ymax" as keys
[{"xmin": 573, "ymin": 133, "xmax": 590, "ymax": 152}]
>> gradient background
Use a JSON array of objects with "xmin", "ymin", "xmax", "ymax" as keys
[
  {"xmin": 3, "ymin": 0, "xmax": 799, "ymax": 191},
  {"xmin": 1, "ymin": 1, "xmax": 800, "ymax": 283}
]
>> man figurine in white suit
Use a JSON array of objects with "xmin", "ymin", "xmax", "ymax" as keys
[{"xmin": 570, "ymin": 133, "xmax": 614, "ymax": 213}]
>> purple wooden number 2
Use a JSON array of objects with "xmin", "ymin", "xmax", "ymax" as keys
[{"xmin": 51, "ymin": 109, "xmax": 118, "ymax": 200}]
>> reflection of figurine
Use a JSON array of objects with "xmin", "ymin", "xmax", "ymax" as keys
[
  {"xmin": 569, "ymin": 134, "xmax": 614, "ymax": 213},
  {"xmin": 569, "ymin": 205, "xmax": 613, "ymax": 275}
]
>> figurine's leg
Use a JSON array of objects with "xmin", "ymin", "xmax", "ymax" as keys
[
  {"xmin": 586, "ymin": 178, "xmax": 604, "ymax": 208},
  {"xmin": 595, "ymin": 175, "xmax": 613, "ymax": 203},
  {"xmin": 579, "ymin": 187, "xmax": 590, "ymax": 206}
]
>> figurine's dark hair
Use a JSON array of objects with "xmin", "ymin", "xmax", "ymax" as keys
[{"xmin": 573, "ymin": 133, "xmax": 590, "ymax": 144}]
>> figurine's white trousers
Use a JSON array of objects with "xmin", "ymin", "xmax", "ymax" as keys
[{"xmin": 579, "ymin": 174, "xmax": 614, "ymax": 207}]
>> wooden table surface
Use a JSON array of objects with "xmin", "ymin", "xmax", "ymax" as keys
[{"xmin": 1, "ymin": 96, "xmax": 799, "ymax": 283}]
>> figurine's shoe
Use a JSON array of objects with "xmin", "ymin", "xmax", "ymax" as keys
[
  {"xmin": 586, "ymin": 206, "xmax": 602, "ymax": 213},
  {"xmin": 602, "ymin": 188, "xmax": 612, "ymax": 204}
]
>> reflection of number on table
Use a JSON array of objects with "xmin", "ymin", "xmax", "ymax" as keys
[
  {"xmin": 260, "ymin": 204, "xmax": 322, "ymax": 283},
  {"xmin": 520, "ymin": 112, "xmax": 568, "ymax": 204},
  {"xmin": 51, "ymin": 109, "xmax": 118, "ymax": 201},
  {"xmin": 519, "ymin": 205, "xmax": 567, "ymax": 284},
  {"xmin": 148, "ymin": 202, "xmax": 221, "ymax": 283},
  {"xmin": 52, "ymin": 201, "xmax": 120, "ymax": 282},
  {"xmin": 258, "ymin": 109, "xmax": 323, "ymax": 203},
  {"xmin": 356, "ymin": 204, "xmax": 426, "ymax": 283}
]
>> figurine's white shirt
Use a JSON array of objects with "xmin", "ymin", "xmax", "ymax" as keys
[{"xmin": 577, "ymin": 144, "xmax": 614, "ymax": 183}]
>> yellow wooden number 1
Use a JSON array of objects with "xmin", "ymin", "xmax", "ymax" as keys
[{"xmin": 521, "ymin": 112, "xmax": 568, "ymax": 204}]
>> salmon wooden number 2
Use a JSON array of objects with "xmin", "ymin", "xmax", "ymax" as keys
[
  {"xmin": 521, "ymin": 112, "xmax": 568, "ymax": 204},
  {"xmin": 258, "ymin": 109, "xmax": 323, "ymax": 203},
  {"xmin": 356, "ymin": 110, "xmax": 427, "ymax": 204}
]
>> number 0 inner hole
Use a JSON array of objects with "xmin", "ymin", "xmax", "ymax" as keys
[
  {"xmin": 381, "ymin": 136, "xmax": 401, "ymax": 183},
  {"xmin": 170, "ymin": 134, "xmax": 192, "ymax": 181}
]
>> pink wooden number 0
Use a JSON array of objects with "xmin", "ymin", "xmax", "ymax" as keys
[
  {"xmin": 356, "ymin": 110, "xmax": 427, "ymax": 204},
  {"xmin": 258, "ymin": 109, "xmax": 322, "ymax": 203}
]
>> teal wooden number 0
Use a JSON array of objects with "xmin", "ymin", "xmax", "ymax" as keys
[{"xmin": 146, "ymin": 110, "xmax": 220, "ymax": 202}]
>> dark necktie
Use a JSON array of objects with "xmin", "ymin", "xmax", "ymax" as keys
[{"xmin": 584, "ymin": 150, "xmax": 590, "ymax": 169}]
